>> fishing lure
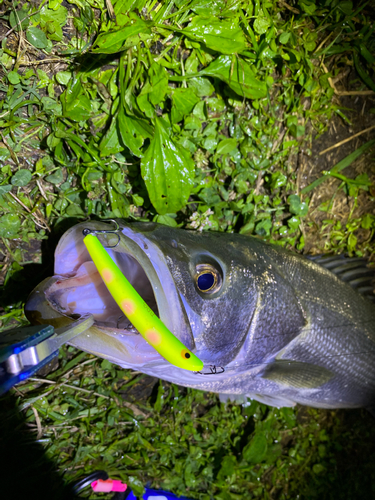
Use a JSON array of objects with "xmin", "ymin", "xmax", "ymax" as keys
[{"xmin": 83, "ymin": 230, "xmax": 204, "ymax": 372}]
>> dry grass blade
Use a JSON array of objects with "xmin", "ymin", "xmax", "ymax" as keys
[{"xmin": 319, "ymin": 125, "xmax": 375, "ymax": 155}]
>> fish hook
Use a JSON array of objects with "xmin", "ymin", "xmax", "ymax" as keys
[
  {"xmin": 195, "ymin": 365, "xmax": 225, "ymax": 375},
  {"xmin": 82, "ymin": 219, "xmax": 121, "ymax": 248}
]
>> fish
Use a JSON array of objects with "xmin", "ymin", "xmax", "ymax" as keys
[{"xmin": 24, "ymin": 220, "xmax": 375, "ymax": 412}]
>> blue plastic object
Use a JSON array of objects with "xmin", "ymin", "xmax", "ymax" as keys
[{"xmin": 126, "ymin": 488, "xmax": 195, "ymax": 500}]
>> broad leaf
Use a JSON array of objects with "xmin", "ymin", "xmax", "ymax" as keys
[
  {"xmin": 200, "ymin": 55, "xmax": 267, "ymax": 100},
  {"xmin": 11, "ymin": 169, "xmax": 32, "ymax": 187},
  {"xmin": 216, "ymin": 138, "xmax": 237, "ymax": 154},
  {"xmin": 92, "ymin": 15, "xmax": 152, "ymax": 54},
  {"xmin": 0, "ymin": 214, "xmax": 21, "ymax": 238},
  {"xmin": 26, "ymin": 27, "xmax": 48, "ymax": 49},
  {"xmin": 170, "ymin": 87, "xmax": 200, "ymax": 124},
  {"xmin": 192, "ymin": 0, "xmax": 237, "ymax": 17},
  {"xmin": 137, "ymin": 63, "xmax": 169, "ymax": 118},
  {"xmin": 100, "ymin": 117, "xmax": 124, "ymax": 157},
  {"xmin": 117, "ymin": 108, "xmax": 153, "ymax": 157},
  {"xmin": 243, "ymin": 432, "xmax": 268, "ymax": 463},
  {"xmin": 141, "ymin": 118, "xmax": 194, "ymax": 214},
  {"xmin": 61, "ymin": 75, "xmax": 93, "ymax": 121},
  {"xmin": 185, "ymin": 16, "xmax": 246, "ymax": 54}
]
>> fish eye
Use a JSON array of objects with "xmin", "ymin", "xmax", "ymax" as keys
[{"xmin": 195, "ymin": 264, "xmax": 222, "ymax": 294}]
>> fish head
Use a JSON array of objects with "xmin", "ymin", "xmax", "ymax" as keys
[{"xmin": 25, "ymin": 221, "xmax": 258, "ymax": 380}]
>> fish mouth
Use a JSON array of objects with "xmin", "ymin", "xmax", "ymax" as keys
[{"xmin": 25, "ymin": 221, "xmax": 193, "ymax": 368}]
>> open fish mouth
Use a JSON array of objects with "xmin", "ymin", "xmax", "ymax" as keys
[{"xmin": 25, "ymin": 221, "xmax": 194, "ymax": 368}]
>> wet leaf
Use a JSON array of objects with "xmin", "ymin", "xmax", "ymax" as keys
[
  {"xmin": 0, "ymin": 185, "xmax": 12, "ymax": 195},
  {"xmin": 254, "ymin": 14, "xmax": 271, "ymax": 35},
  {"xmin": 92, "ymin": 15, "xmax": 152, "ymax": 53},
  {"xmin": 118, "ymin": 108, "xmax": 153, "ymax": 157},
  {"xmin": 26, "ymin": 27, "xmax": 48, "ymax": 49},
  {"xmin": 141, "ymin": 118, "xmax": 194, "ymax": 214},
  {"xmin": 288, "ymin": 194, "xmax": 308, "ymax": 216},
  {"xmin": 243, "ymin": 432, "xmax": 268, "ymax": 463},
  {"xmin": 216, "ymin": 138, "xmax": 237, "ymax": 154},
  {"xmin": 0, "ymin": 214, "xmax": 21, "ymax": 238},
  {"xmin": 100, "ymin": 117, "xmax": 123, "ymax": 157},
  {"xmin": 138, "ymin": 62, "xmax": 169, "ymax": 118},
  {"xmin": 185, "ymin": 16, "xmax": 247, "ymax": 54},
  {"xmin": 45, "ymin": 169, "xmax": 64, "ymax": 184},
  {"xmin": 11, "ymin": 170, "xmax": 32, "ymax": 187},
  {"xmin": 7, "ymin": 72, "xmax": 20, "ymax": 85},
  {"xmin": 201, "ymin": 55, "xmax": 267, "ymax": 99},
  {"xmin": 170, "ymin": 87, "xmax": 200, "ymax": 124}
]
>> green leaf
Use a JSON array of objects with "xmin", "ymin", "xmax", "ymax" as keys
[
  {"xmin": 100, "ymin": 117, "xmax": 123, "ymax": 157},
  {"xmin": 61, "ymin": 75, "xmax": 93, "ymax": 121},
  {"xmin": 117, "ymin": 108, "xmax": 153, "ymax": 157},
  {"xmin": 45, "ymin": 169, "xmax": 64, "ymax": 184},
  {"xmin": 7, "ymin": 71, "xmax": 20, "ymax": 85},
  {"xmin": 154, "ymin": 214, "xmax": 178, "ymax": 227},
  {"xmin": 254, "ymin": 14, "xmax": 270, "ymax": 35},
  {"xmin": 141, "ymin": 118, "xmax": 194, "ymax": 214},
  {"xmin": 288, "ymin": 195, "xmax": 308, "ymax": 216},
  {"xmin": 270, "ymin": 172, "xmax": 287, "ymax": 189},
  {"xmin": 216, "ymin": 138, "xmax": 237, "ymax": 154},
  {"xmin": 26, "ymin": 27, "xmax": 48, "ymax": 49},
  {"xmin": 9, "ymin": 8, "xmax": 29, "ymax": 30},
  {"xmin": 56, "ymin": 71, "xmax": 71, "ymax": 85},
  {"xmin": 40, "ymin": 4, "xmax": 67, "ymax": 26},
  {"xmin": 170, "ymin": 88, "xmax": 200, "ymax": 124},
  {"xmin": 279, "ymin": 32, "xmax": 291, "ymax": 44},
  {"xmin": 354, "ymin": 54, "xmax": 375, "ymax": 92},
  {"xmin": 65, "ymin": 204, "xmax": 85, "ymax": 217},
  {"xmin": 201, "ymin": 55, "xmax": 267, "ymax": 100},
  {"xmin": 185, "ymin": 16, "xmax": 247, "ymax": 54},
  {"xmin": 361, "ymin": 214, "xmax": 374, "ymax": 229},
  {"xmin": 0, "ymin": 185, "xmax": 12, "ymax": 195},
  {"xmin": 0, "ymin": 214, "xmax": 21, "ymax": 238},
  {"xmin": 188, "ymin": 76, "xmax": 215, "ymax": 97},
  {"xmin": 298, "ymin": 0, "xmax": 316, "ymax": 14},
  {"xmin": 255, "ymin": 218, "xmax": 272, "ymax": 236},
  {"xmin": 288, "ymin": 215, "xmax": 300, "ymax": 231},
  {"xmin": 217, "ymin": 455, "xmax": 236, "ymax": 479},
  {"xmin": 92, "ymin": 15, "xmax": 152, "ymax": 54},
  {"xmin": 137, "ymin": 63, "xmax": 169, "ymax": 118},
  {"xmin": 11, "ymin": 169, "xmax": 32, "ymax": 187},
  {"xmin": 338, "ymin": 1, "xmax": 353, "ymax": 15},
  {"xmin": 243, "ymin": 432, "xmax": 268, "ymax": 463},
  {"xmin": 192, "ymin": 0, "xmax": 234, "ymax": 17}
]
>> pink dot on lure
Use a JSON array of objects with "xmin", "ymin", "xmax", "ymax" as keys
[
  {"xmin": 102, "ymin": 268, "xmax": 114, "ymax": 283},
  {"xmin": 145, "ymin": 329, "xmax": 162, "ymax": 346},
  {"xmin": 121, "ymin": 299, "xmax": 136, "ymax": 315}
]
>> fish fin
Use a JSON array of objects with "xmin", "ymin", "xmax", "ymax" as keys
[
  {"xmin": 219, "ymin": 393, "xmax": 248, "ymax": 404},
  {"xmin": 261, "ymin": 359, "xmax": 334, "ymax": 389},
  {"xmin": 307, "ymin": 254, "xmax": 375, "ymax": 302},
  {"xmin": 218, "ymin": 392, "xmax": 296, "ymax": 408}
]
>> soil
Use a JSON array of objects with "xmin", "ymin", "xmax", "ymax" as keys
[{"xmin": 300, "ymin": 91, "xmax": 375, "ymax": 258}]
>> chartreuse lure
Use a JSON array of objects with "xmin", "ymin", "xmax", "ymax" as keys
[{"xmin": 83, "ymin": 233, "xmax": 204, "ymax": 371}]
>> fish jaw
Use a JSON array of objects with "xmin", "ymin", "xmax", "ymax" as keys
[{"xmin": 25, "ymin": 221, "xmax": 195, "ymax": 369}]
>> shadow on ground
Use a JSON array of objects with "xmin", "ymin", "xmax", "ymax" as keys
[{"xmin": 0, "ymin": 394, "xmax": 80, "ymax": 500}]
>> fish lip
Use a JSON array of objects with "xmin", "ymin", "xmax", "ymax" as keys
[{"xmin": 50, "ymin": 220, "xmax": 194, "ymax": 350}]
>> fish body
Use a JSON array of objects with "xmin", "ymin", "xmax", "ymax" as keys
[{"xmin": 25, "ymin": 221, "xmax": 375, "ymax": 411}]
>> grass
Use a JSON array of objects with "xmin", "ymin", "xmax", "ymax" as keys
[{"xmin": 0, "ymin": 0, "xmax": 375, "ymax": 498}]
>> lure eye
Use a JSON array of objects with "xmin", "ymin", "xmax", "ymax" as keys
[{"xmin": 195, "ymin": 264, "xmax": 222, "ymax": 294}]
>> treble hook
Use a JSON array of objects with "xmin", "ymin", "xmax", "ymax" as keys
[
  {"xmin": 82, "ymin": 219, "xmax": 121, "ymax": 248},
  {"xmin": 195, "ymin": 365, "xmax": 225, "ymax": 375}
]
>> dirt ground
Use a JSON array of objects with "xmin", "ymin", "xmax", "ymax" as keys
[{"xmin": 301, "ymin": 90, "xmax": 375, "ymax": 257}]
